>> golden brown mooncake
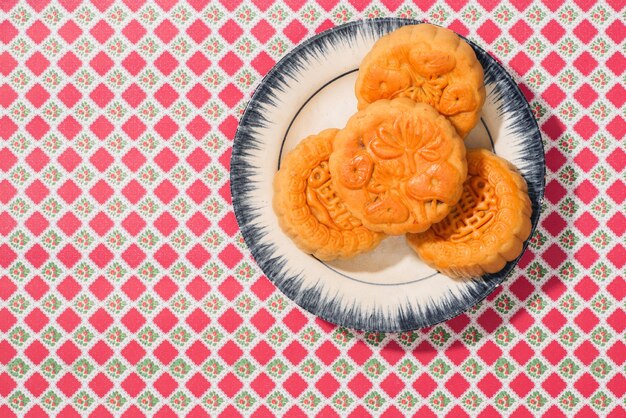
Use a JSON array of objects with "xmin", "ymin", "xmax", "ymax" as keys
[
  {"xmin": 406, "ymin": 148, "xmax": 532, "ymax": 279},
  {"xmin": 328, "ymin": 98, "xmax": 467, "ymax": 235},
  {"xmin": 355, "ymin": 24, "xmax": 486, "ymax": 138},
  {"xmin": 273, "ymin": 129, "xmax": 384, "ymax": 260}
]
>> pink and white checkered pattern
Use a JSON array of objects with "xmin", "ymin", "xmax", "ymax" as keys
[{"xmin": 0, "ymin": 0, "xmax": 624, "ymax": 416}]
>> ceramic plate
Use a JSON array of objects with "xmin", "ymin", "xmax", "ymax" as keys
[{"xmin": 231, "ymin": 18, "xmax": 545, "ymax": 332}]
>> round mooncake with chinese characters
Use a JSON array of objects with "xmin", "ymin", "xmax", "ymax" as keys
[
  {"xmin": 329, "ymin": 98, "xmax": 467, "ymax": 235},
  {"xmin": 274, "ymin": 129, "xmax": 385, "ymax": 260},
  {"xmin": 407, "ymin": 148, "xmax": 532, "ymax": 279},
  {"xmin": 355, "ymin": 24, "xmax": 485, "ymax": 138}
]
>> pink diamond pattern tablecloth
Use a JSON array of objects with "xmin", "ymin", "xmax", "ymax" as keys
[{"xmin": 0, "ymin": 0, "xmax": 625, "ymax": 417}]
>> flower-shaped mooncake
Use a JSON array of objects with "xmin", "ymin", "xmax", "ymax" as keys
[
  {"xmin": 355, "ymin": 24, "xmax": 485, "ymax": 138},
  {"xmin": 329, "ymin": 98, "xmax": 467, "ymax": 235},
  {"xmin": 407, "ymin": 148, "xmax": 532, "ymax": 278},
  {"xmin": 274, "ymin": 129, "xmax": 385, "ymax": 260}
]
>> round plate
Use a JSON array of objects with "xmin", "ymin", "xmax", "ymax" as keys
[{"xmin": 231, "ymin": 18, "xmax": 545, "ymax": 332}]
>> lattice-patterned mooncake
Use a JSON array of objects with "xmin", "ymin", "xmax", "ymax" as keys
[
  {"xmin": 355, "ymin": 24, "xmax": 485, "ymax": 138},
  {"xmin": 329, "ymin": 98, "xmax": 467, "ymax": 235},
  {"xmin": 273, "ymin": 129, "xmax": 385, "ymax": 260},
  {"xmin": 406, "ymin": 148, "xmax": 532, "ymax": 278}
]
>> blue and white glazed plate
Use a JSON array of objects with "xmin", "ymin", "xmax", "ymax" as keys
[{"xmin": 231, "ymin": 19, "xmax": 545, "ymax": 332}]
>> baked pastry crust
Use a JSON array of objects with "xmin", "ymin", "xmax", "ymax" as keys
[
  {"xmin": 355, "ymin": 24, "xmax": 486, "ymax": 138},
  {"xmin": 406, "ymin": 148, "xmax": 532, "ymax": 278},
  {"xmin": 273, "ymin": 129, "xmax": 384, "ymax": 260},
  {"xmin": 329, "ymin": 98, "xmax": 467, "ymax": 235}
]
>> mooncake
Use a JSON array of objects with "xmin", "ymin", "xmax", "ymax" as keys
[
  {"xmin": 355, "ymin": 24, "xmax": 485, "ymax": 138},
  {"xmin": 329, "ymin": 98, "xmax": 467, "ymax": 235},
  {"xmin": 274, "ymin": 129, "xmax": 384, "ymax": 260},
  {"xmin": 406, "ymin": 148, "xmax": 532, "ymax": 278}
]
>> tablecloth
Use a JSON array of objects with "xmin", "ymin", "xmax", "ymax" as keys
[{"xmin": 0, "ymin": 0, "xmax": 624, "ymax": 417}]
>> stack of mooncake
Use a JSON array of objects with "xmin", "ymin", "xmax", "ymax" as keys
[{"xmin": 273, "ymin": 24, "xmax": 532, "ymax": 279}]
